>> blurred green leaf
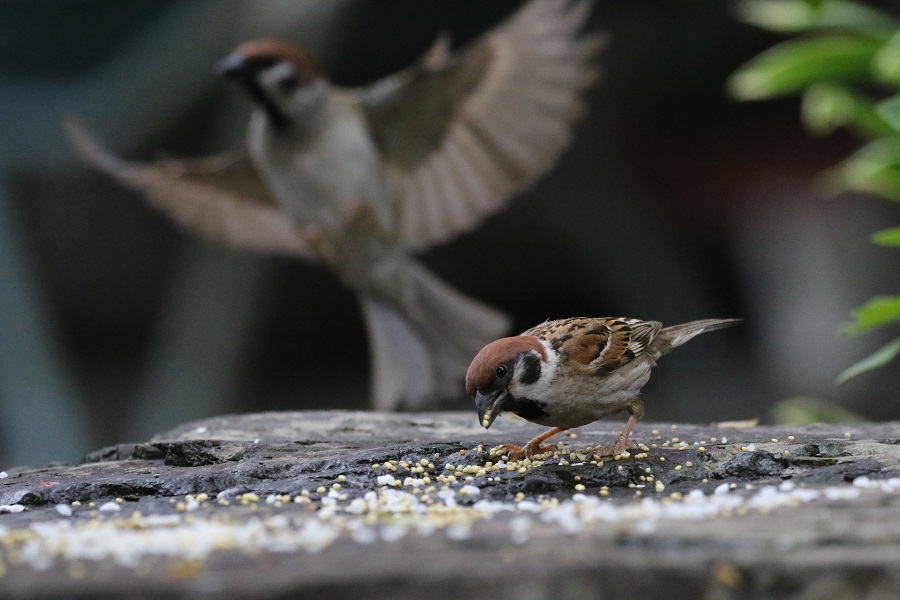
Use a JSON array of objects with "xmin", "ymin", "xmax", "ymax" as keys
[
  {"xmin": 802, "ymin": 83, "xmax": 895, "ymax": 137},
  {"xmin": 873, "ymin": 30, "xmax": 900, "ymax": 85},
  {"xmin": 840, "ymin": 295, "xmax": 900, "ymax": 335},
  {"xmin": 823, "ymin": 137, "xmax": 900, "ymax": 200},
  {"xmin": 728, "ymin": 34, "xmax": 884, "ymax": 101},
  {"xmin": 835, "ymin": 335, "xmax": 900, "ymax": 384},
  {"xmin": 872, "ymin": 226, "xmax": 900, "ymax": 246},
  {"xmin": 770, "ymin": 397, "xmax": 865, "ymax": 424},
  {"xmin": 735, "ymin": 0, "xmax": 899, "ymax": 35},
  {"xmin": 875, "ymin": 93, "xmax": 900, "ymax": 133}
]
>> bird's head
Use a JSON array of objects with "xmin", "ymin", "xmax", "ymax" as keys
[
  {"xmin": 217, "ymin": 39, "xmax": 326, "ymax": 129},
  {"xmin": 466, "ymin": 336, "xmax": 547, "ymax": 429}
]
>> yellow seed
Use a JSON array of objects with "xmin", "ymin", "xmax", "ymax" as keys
[
  {"xmin": 771, "ymin": 438, "xmax": 779, "ymax": 443},
  {"xmin": 338, "ymin": 475, "xmax": 347, "ymax": 482},
  {"xmin": 518, "ymin": 467, "xmax": 527, "ymax": 474},
  {"xmin": 655, "ymin": 482, "xmax": 665, "ymax": 493},
  {"xmin": 574, "ymin": 475, "xmax": 581, "ymax": 482},
  {"xmin": 710, "ymin": 437, "xmax": 718, "ymax": 443},
  {"xmin": 675, "ymin": 465, "xmax": 682, "ymax": 471},
  {"xmin": 787, "ymin": 435, "xmax": 795, "ymax": 442},
  {"xmin": 115, "ymin": 498, "xmax": 124, "ymax": 504},
  {"xmin": 72, "ymin": 501, "xmax": 81, "ymax": 507},
  {"xmin": 574, "ymin": 484, "xmax": 586, "ymax": 491},
  {"xmin": 332, "ymin": 483, "xmax": 341, "ymax": 490},
  {"xmin": 685, "ymin": 461, "xmax": 693, "ymax": 467},
  {"xmin": 783, "ymin": 450, "xmax": 791, "ymax": 457},
  {"xmin": 698, "ymin": 446, "xmax": 706, "ymax": 452},
  {"xmin": 659, "ymin": 456, "xmax": 666, "ymax": 462},
  {"xmin": 371, "ymin": 464, "xmax": 380, "ymax": 469},
  {"xmin": 316, "ymin": 487, "xmax": 326, "ymax": 494},
  {"xmin": 599, "ymin": 489, "xmax": 609, "ymax": 497}
]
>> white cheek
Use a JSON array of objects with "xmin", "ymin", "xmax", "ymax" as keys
[{"xmin": 510, "ymin": 342, "xmax": 559, "ymax": 399}]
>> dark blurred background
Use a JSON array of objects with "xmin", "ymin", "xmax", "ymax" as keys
[{"xmin": 1, "ymin": 0, "xmax": 897, "ymax": 467}]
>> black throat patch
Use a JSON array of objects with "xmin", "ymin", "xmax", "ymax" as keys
[{"xmin": 507, "ymin": 397, "xmax": 549, "ymax": 422}]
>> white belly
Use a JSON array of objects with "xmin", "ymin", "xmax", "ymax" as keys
[
  {"xmin": 249, "ymin": 95, "xmax": 393, "ymax": 232},
  {"xmin": 535, "ymin": 358, "xmax": 654, "ymax": 429}
]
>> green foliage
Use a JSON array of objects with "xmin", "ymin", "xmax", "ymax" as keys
[
  {"xmin": 770, "ymin": 396, "xmax": 866, "ymax": 424},
  {"xmin": 730, "ymin": 0, "xmax": 900, "ymax": 383},
  {"xmin": 835, "ymin": 336, "xmax": 900, "ymax": 383}
]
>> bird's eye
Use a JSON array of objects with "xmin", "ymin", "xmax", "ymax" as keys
[{"xmin": 495, "ymin": 365, "xmax": 509, "ymax": 379}]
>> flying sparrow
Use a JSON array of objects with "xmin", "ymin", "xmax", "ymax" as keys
[
  {"xmin": 66, "ymin": 0, "xmax": 604, "ymax": 410},
  {"xmin": 466, "ymin": 317, "xmax": 742, "ymax": 459}
]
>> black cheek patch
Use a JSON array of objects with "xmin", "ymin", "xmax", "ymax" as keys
[
  {"xmin": 508, "ymin": 397, "xmax": 549, "ymax": 421},
  {"xmin": 520, "ymin": 353, "xmax": 542, "ymax": 385}
]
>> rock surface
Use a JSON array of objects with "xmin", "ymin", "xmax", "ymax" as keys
[{"xmin": 1, "ymin": 410, "xmax": 899, "ymax": 599}]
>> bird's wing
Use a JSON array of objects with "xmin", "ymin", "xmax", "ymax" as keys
[
  {"xmin": 359, "ymin": 0, "xmax": 604, "ymax": 250},
  {"xmin": 65, "ymin": 119, "xmax": 316, "ymax": 259},
  {"xmin": 528, "ymin": 317, "xmax": 662, "ymax": 374}
]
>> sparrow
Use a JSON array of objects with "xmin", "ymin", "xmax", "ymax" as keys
[
  {"xmin": 466, "ymin": 317, "xmax": 742, "ymax": 459},
  {"xmin": 66, "ymin": 0, "xmax": 604, "ymax": 410}
]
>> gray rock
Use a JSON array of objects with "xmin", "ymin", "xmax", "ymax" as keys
[{"xmin": 0, "ymin": 411, "xmax": 899, "ymax": 599}]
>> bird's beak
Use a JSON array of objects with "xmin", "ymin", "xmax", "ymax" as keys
[{"xmin": 475, "ymin": 389, "xmax": 506, "ymax": 430}]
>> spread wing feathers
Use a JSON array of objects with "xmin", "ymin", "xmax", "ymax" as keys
[
  {"xmin": 359, "ymin": 0, "xmax": 605, "ymax": 250},
  {"xmin": 525, "ymin": 317, "xmax": 662, "ymax": 374},
  {"xmin": 65, "ymin": 119, "xmax": 316, "ymax": 259}
]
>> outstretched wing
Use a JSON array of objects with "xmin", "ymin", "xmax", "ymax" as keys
[
  {"xmin": 65, "ymin": 119, "xmax": 315, "ymax": 259},
  {"xmin": 359, "ymin": 0, "xmax": 604, "ymax": 250}
]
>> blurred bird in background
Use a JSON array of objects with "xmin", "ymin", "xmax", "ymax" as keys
[{"xmin": 67, "ymin": 0, "xmax": 603, "ymax": 410}]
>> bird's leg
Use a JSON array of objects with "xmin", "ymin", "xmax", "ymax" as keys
[
  {"xmin": 495, "ymin": 427, "xmax": 565, "ymax": 461},
  {"xmin": 595, "ymin": 399, "xmax": 644, "ymax": 458}
]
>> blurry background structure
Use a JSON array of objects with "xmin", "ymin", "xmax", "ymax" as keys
[{"xmin": 1, "ymin": 0, "xmax": 897, "ymax": 466}]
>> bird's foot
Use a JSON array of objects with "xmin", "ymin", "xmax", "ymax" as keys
[
  {"xmin": 593, "ymin": 438, "xmax": 639, "ymax": 459},
  {"xmin": 492, "ymin": 442, "xmax": 557, "ymax": 461}
]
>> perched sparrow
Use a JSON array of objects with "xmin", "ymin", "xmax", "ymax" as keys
[
  {"xmin": 67, "ymin": 0, "xmax": 603, "ymax": 410},
  {"xmin": 466, "ymin": 317, "xmax": 742, "ymax": 459}
]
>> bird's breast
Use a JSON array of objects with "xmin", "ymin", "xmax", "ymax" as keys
[
  {"xmin": 514, "ymin": 358, "xmax": 656, "ymax": 429},
  {"xmin": 249, "ymin": 100, "xmax": 394, "ymax": 233}
]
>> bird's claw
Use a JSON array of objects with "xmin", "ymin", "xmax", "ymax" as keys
[
  {"xmin": 594, "ymin": 438, "xmax": 639, "ymax": 458},
  {"xmin": 492, "ymin": 442, "xmax": 556, "ymax": 461}
]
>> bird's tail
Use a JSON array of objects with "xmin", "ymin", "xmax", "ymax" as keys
[
  {"xmin": 652, "ymin": 318, "xmax": 742, "ymax": 356},
  {"xmin": 359, "ymin": 260, "xmax": 510, "ymax": 411}
]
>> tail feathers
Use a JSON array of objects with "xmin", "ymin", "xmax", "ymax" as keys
[
  {"xmin": 653, "ymin": 318, "xmax": 742, "ymax": 356},
  {"xmin": 360, "ymin": 262, "xmax": 511, "ymax": 411}
]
